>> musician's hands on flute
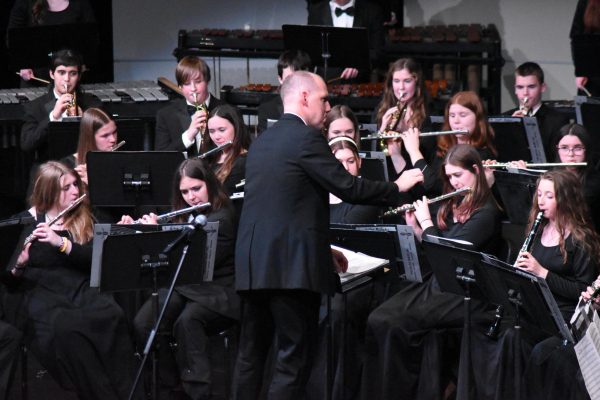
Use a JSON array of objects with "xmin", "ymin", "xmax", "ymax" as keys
[
  {"xmin": 404, "ymin": 209, "xmax": 424, "ymax": 242},
  {"xmin": 331, "ymin": 248, "xmax": 348, "ymax": 273},
  {"xmin": 515, "ymin": 251, "xmax": 548, "ymax": 278},
  {"xmin": 582, "ymin": 280, "xmax": 600, "ymax": 309},
  {"xmin": 117, "ymin": 213, "xmax": 158, "ymax": 225},
  {"xmin": 394, "ymin": 167, "xmax": 424, "ymax": 192},
  {"xmin": 29, "ymin": 222, "xmax": 71, "ymax": 254},
  {"xmin": 412, "ymin": 196, "xmax": 434, "ymax": 230}
]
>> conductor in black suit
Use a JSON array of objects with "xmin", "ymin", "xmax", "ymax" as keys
[
  {"xmin": 232, "ymin": 71, "xmax": 424, "ymax": 399},
  {"xmin": 20, "ymin": 49, "xmax": 101, "ymax": 162},
  {"xmin": 154, "ymin": 56, "xmax": 225, "ymax": 157},
  {"xmin": 307, "ymin": 0, "xmax": 385, "ymax": 80}
]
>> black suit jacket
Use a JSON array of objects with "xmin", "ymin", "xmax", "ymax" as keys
[
  {"xmin": 503, "ymin": 104, "xmax": 570, "ymax": 161},
  {"xmin": 307, "ymin": 0, "xmax": 385, "ymax": 68},
  {"xmin": 257, "ymin": 96, "xmax": 283, "ymax": 134},
  {"xmin": 235, "ymin": 113, "xmax": 402, "ymax": 295},
  {"xmin": 20, "ymin": 90, "xmax": 102, "ymax": 159},
  {"xmin": 154, "ymin": 94, "xmax": 225, "ymax": 157}
]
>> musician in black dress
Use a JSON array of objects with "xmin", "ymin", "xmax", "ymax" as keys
[
  {"xmin": 204, "ymin": 104, "xmax": 251, "ymax": 196},
  {"xmin": 2, "ymin": 161, "xmax": 142, "ymax": 400},
  {"xmin": 360, "ymin": 144, "xmax": 501, "ymax": 400},
  {"xmin": 20, "ymin": 49, "xmax": 101, "ymax": 161},
  {"xmin": 466, "ymin": 169, "xmax": 599, "ymax": 400},
  {"xmin": 8, "ymin": 0, "xmax": 95, "ymax": 86},
  {"xmin": 128, "ymin": 158, "xmax": 239, "ymax": 400},
  {"xmin": 154, "ymin": 56, "xmax": 225, "ymax": 158},
  {"xmin": 375, "ymin": 58, "xmax": 434, "ymax": 183}
]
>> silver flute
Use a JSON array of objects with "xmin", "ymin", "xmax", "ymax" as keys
[
  {"xmin": 384, "ymin": 187, "xmax": 471, "ymax": 216},
  {"xmin": 361, "ymin": 129, "xmax": 469, "ymax": 141}
]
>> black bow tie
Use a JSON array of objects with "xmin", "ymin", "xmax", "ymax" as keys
[{"xmin": 335, "ymin": 6, "xmax": 354, "ymax": 17}]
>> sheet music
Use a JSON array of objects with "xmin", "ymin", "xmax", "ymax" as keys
[
  {"xmin": 396, "ymin": 225, "xmax": 422, "ymax": 283},
  {"xmin": 331, "ymin": 245, "xmax": 387, "ymax": 283},
  {"xmin": 575, "ymin": 311, "xmax": 600, "ymax": 400}
]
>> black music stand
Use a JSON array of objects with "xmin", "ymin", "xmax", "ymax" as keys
[
  {"xmin": 358, "ymin": 151, "xmax": 389, "ymax": 182},
  {"xmin": 7, "ymin": 23, "xmax": 100, "ymax": 71},
  {"xmin": 0, "ymin": 215, "xmax": 35, "ymax": 271},
  {"xmin": 86, "ymin": 151, "xmax": 185, "ymax": 211},
  {"xmin": 90, "ymin": 222, "xmax": 213, "ymax": 400},
  {"xmin": 575, "ymin": 96, "xmax": 600, "ymax": 160},
  {"xmin": 48, "ymin": 119, "xmax": 152, "ymax": 161},
  {"xmin": 422, "ymin": 238, "xmax": 573, "ymax": 400},
  {"xmin": 494, "ymin": 169, "xmax": 540, "ymax": 225},
  {"xmin": 282, "ymin": 24, "xmax": 370, "ymax": 79}
]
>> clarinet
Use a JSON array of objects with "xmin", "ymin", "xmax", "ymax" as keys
[{"xmin": 486, "ymin": 211, "xmax": 544, "ymax": 339}]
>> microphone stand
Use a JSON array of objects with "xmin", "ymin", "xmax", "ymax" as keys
[{"xmin": 128, "ymin": 217, "xmax": 206, "ymax": 400}]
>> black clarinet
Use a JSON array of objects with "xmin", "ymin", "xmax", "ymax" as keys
[{"xmin": 486, "ymin": 211, "xmax": 544, "ymax": 339}]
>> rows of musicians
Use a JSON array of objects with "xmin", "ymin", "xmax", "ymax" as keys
[{"xmin": 2, "ymin": 2, "xmax": 600, "ymax": 400}]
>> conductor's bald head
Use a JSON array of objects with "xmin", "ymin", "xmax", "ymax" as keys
[{"xmin": 280, "ymin": 71, "xmax": 331, "ymax": 129}]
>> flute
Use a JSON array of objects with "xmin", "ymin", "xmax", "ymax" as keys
[
  {"xmin": 133, "ymin": 202, "xmax": 211, "ymax": 224},
  {"xmin": 361, "ymin": 129, "xmax": 469, "ymax": 141},
  {"xmin": 23, "ymin": 194, "xmax": 87, "ymax": 247},
  {"xmin": 197, "ymin": 141, "xmax": 233, "ymax": 159},
  {"xmin": 484, "ymin": 162, "xmax": 587, "ymax": 169},
  {"xmin": 110, "ymin": 141, "xmax": 126, "ymax": 151},
  {"xmin": 514, "ymin": 211, "xmax": 544, "ymax": 268},
  {"xmin": 383, "ymin": 187, "xmax": 471, "ymax": 216}
]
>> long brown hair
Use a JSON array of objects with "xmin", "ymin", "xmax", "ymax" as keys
[
  {"xmin": 584, "ymin": 0, "xmax": 600, "ymax": 33},
  {"xmin": 32, "ymin": 0, "xmax": 48, "ymax": 24},
  {"xmin": 171, "ymin": 159, "xmax": 231, "ymax": 223},
  {"xmin": 29, "ymin": 161, "xmax": 94, "ymax": 244},
  {"xmin": 436, "ymin": 144, "xmax": 493, "ymax": 230},
  {"xmin": 76, "ymin": 108, "xmax": 114, "ymax": 165},
  {"xmin": 376, "ymin": 58, "xmax": 427, "ymax": 130},
  {"xmin": 526, "ymin": 169, "xmax": 600, "ymax": 263},
  {"xmin": 439, "ymin": 91, "xmax": 497, "ymax": 158},
  {"xmin": 201, "ymin": 104, "xmax": 251, "ymax": 183}
]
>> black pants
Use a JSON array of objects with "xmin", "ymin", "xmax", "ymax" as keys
[
  {"xmin": 233, "ymin": 289, "xmax": 321, "ymax": 400},
  {"xmin": 134, "ymin": 289, "xmax": 233, "ymax": 400},
  {"xmin": 0, "ymin": 320, "xmax": 21, "ymax": 400}
]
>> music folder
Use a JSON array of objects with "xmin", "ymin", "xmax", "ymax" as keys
[{"xmin": 90, "ymin": 222, "xmax": 219, "ymax": 291}]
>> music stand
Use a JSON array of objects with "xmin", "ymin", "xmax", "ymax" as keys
[
  {"xmin": 493, "ymin": 169, "xmax": 540, "ymax": 225},
  {"xmin": 86, "ymin": 151, "xmax": 185, "ymax": 211},
  {"xmin": 358, "ymin": 151, "xmax": 389, "ymax": 182},
  {"xmin": 0, "ymin": 215, "xmax": 35, "ymax": 271},
  {"xmin": 575, "ymin": 95, "xmax": 600, "ymax": 160},
  {"xmin": 7, "ymin": 23, "xmax": 100, "ymax": 71},
  {"xmin": 282, "ymin": 24, "xmax": 370, "ymax": 79}
]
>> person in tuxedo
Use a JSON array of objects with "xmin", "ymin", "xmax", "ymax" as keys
[
  {"xmin": 257, "ymin": 49, "xmax": 312, "ymax": 134},
  {"xmin": 307, "ymin": 0, "xmax": 385, "ymax": 80},
  {"xmin": 504, "ymin": 62, "xmax": 570, "ymax": 161},
  {"xmin": 232, "ymin": 71, "xmax": 423, "ymax": 399},
  {"xmin": 154, "ymin": 56, "xmax": 225, "ymax": 157},
  {"xmin": 20, "ymin": 48, "xmax": 101, "ymax": 162}
]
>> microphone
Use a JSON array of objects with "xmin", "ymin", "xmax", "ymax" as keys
[{"xmin": 192, "ymin": 214, "xmax": 207, "ymax": 228}]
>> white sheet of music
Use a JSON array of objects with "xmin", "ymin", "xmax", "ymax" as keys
[{"xmin": 575, "ymin": 310, "xmax": 600, "ymax": 400}]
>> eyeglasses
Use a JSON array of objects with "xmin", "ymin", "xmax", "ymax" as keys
[{"xmin": 557, "ymin": 145, "xmax": 585, "ymax": 155}]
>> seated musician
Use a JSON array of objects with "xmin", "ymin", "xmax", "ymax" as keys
[
  {"xmin": 257, "ymin": 49, "xmax": 311, "ymax": 134},
  {"xmin": 0, "ymin": 309, "xmax": 21, "ymax": 400},
  {"xmin": 328, "ymin": 136, "xmax": 379, "ymax": 224},
  {"xmin": 204, "ymin": 104, "xmax": 251, "ymax": 196},
  {"xmin": 62, "ymin": 107, "xmax": 118, "ymax": 185},
  {"xmin": 20, "ymin": 49, "xmax": 102, "ymax": 162},
  {"xmin": 465, "ymin": 169, "xmax": 599, "ymax": 400},
  {"xmin": 154, "ymin": 56, "xmax": 226, "ymax": 157},
  {"xmin": 504, "ymin": 62, "xmax": 569, "ymax": 160},
  {"xmin": 375, "ymin": 58, "xmax": 435, "ymax": 182},
  {"xmin": 361, "ymin": 144, "xmax": 502, "ymax": 400},
  {"xmin": 122, "ymin": 158, "xmax": 239, "ymax": 400},
  {"xmin": 323, "ymin": 105, "xmax": 361, "ymax": 146},
  {"xmin": 2, "ymin": 161, "xmax": 142, "ymax": 400}
]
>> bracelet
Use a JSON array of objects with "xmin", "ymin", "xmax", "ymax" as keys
[
  {"xmin": 59, "ymin": 237, "xmax": 68, "ymax": 253},
  {"xmin": 419, "ymin": 218, "xmax": 432, "ymax": 225}
]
